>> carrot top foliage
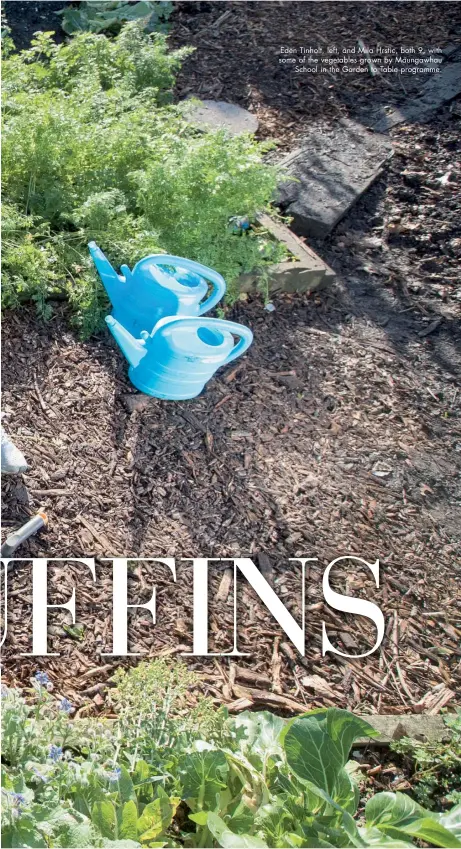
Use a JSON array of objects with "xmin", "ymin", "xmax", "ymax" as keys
[{"xmin": 2, "ymin": 24, "xmax": 285, "ymax": 335}]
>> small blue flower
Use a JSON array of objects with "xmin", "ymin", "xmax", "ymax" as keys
[
  {"xmin": 10, "ymin": 792, "xmax": 27, "ymax": 813},
  {"xmin": 34, "ymin": 671, "xmax": 50, "ymax": 686},
  {"xmin": 48, "ymin": 745, "xmax": 63, "ymax": 762},
  {"xmin": 32, "ymin": 768, "xmax": 48, "ymax": 783},
  {"xmin": 107, "ymin": 767, "xmax": 121, "ymax": 783},
  {"xmin": 1, "ymin": 684, "xmax": 8, "ymax": 698},
  {"xmin": 59, "ymin": 698, "xmax": 72, "ymax": 713}
]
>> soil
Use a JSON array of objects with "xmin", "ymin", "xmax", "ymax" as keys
[
  {"xmin": 3, "ymin": 1, "xmax": 71, "ymax": 50},
  {"xmin": 1, "ymin": 2, "xmax": 460, "ymax": 717}
]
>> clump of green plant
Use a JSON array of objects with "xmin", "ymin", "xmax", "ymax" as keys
[
  {"xmin": 2, "ymin": 23, "xmax": 285, "ymax": 336},
  {"xmin": 59, "ymin": 1, "xmax": 173, "ymax": 37},
  {"xmin": 392, "ymin": 711, "xmax": 461, "ymax": 810},
  {"xmin": 109, "ymin": 659, "xmax": 224, "ymax": 768},
  {"xmin": 2, "ymin": 665, "xmax": 461, "ymax": 848}
]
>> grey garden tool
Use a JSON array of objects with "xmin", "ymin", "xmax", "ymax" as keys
[{"xmin": 1, "ymin": 512, "xmax": 48, "ymax": 563}]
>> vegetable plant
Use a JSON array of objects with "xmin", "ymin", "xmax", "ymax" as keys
[
  {"xmin": 392, "ymin": 711, "xmax": 461, "ymax": 810},
  {"xmin": 2, "ymin": 663, "xmax": 461, "ymax": 848},
  {"xmin": 2, "ymin": 22, "xmax": 286, "ymax": 336},
  {"xmin": 58, "ymin": 2, "xmax": 174, "ymax": 37}
]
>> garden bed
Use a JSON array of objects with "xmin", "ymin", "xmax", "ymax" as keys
[{"xmin": 3, "ymin": 671, "xmax": 460, "ymax": 849}]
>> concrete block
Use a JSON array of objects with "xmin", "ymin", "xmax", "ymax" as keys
[
  {"xmin": 356, "ymin": 714, "xmax": 451, "ymax": 746},
  {"xmin": 276, "ymin": 118, "xmax": 393, "ymax": 240}
]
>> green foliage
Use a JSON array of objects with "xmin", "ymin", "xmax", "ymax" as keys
[
  {"xmin": 108, "ymin": 659, "xmax": 224, "ymax": 770},
  {"xmin": 391, "ymin": 712, "xmax": 461, "ymax": 810},
  {"xmin": 2, "ymin": 669, "xmax": 461, "ymax": 848},
  {"xmin": 2, "ymin": 23, "xmax": 285, "ymax": 336},
  {"xmin": 58, "ymin": 2, "xmax": 173, "ymax": 37}
]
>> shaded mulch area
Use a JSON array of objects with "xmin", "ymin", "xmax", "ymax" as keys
[
  {"xmin": 2, "ymin": 1, "xmax": 460, "ymax": 716},
  {"xmin": 170, "ymin": 1, "xmax": 461, "ymax": 149},
  {"xmin": 3, "ymin": 1, "xmax": 71, "ymax": 50}
]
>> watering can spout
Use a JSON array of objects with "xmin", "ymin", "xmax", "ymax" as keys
[
  {"xmin": 105, "ymin": 316, "xmax": 148, "ymax": 369},
  {"xmin": 89, "ymin": 241, "xmax": 128, "ymax": 305}
]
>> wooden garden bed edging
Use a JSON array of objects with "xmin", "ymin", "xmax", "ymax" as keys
[{"xmin": 237, "ymin": 213, "xmax": 336, "ymax": 295}]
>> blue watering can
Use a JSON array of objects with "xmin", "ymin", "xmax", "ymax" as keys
[
  {"xmin": 89, "ymin": 242, "xmax": 226, "ymax": 335},
  {"xmin": 106, "ymin": 315, "xmax": 253, "ymax": 400}
]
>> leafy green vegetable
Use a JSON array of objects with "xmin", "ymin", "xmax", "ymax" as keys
[
  {"xmin": 180, "ymin": 750, "xmax": 228, "ymax": 812},
  {"xmin": 119, "ymin": 800, "xmax": 138, "ymax": 841},
  {"xmin": 365, "ymin": 793, "xmax": 461, "ymax": 848},
  {"xmin": 92, "ymin": 801, "xmax": 117, "ymax": 840},
  {"xmin": 59, "ymin": 2, "xmax": 173, "ymax": 37},
  {"xmin": 2, "ymin": 671, "xmax": 460, "ymax": 848}
]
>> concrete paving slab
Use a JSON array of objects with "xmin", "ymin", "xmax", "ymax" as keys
[
  {"xmin": 276, "ymin": 118, "xmax": 393, "ymax": 240},
  {"xmin": 183, "ymin": 99, "xmax": 259, "ymax": 135}
]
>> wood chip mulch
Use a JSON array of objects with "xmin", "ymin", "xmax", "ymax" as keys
[
  {"xmin": 2, "ymin": 274, "xmax": 460, "ymax": 715},
  {"xmin": 170, "ymin": 1, "xmax": 461, "ymax": 150}
]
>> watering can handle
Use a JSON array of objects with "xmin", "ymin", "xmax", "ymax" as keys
[
  {"xmin": 153, "ymin": 317, "xmax": 253, "ymax": 365},
  {"xmin": 140, "ymin": 255, "xmax": 226, "ymax": 314},
  {"xmin": 197, "ymin": 268, "xmax": 226, "ymax": 315},
  {"xmin": 211, "ymin": 318, "xmax": 253, "ymax": 364}
]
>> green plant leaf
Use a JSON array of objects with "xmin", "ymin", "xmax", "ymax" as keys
[
  {"xmin": 119, "ymin": 800, "xmax": 138, "ymax": 841},
  {"xmin": 366, "ymin": 793, "xmax": 461, "ymax": 848},
  {"xmin": 232, "ymin": 711, "xmax": 285, "ymax": 766},
  {"xmin": 282, "ymin": 835, "xmax": 308, "ymax": 848},
  {"xmin": 137, "ymin": 788, "xmax": 174, "ymax": 841},
  {"xmin": 206, "ymin": 812, "xmax": 268, "ymax": 848},
  {"xmin": 59, "ymin": 1, "xmax": 172, "ymax": 35},
  {"xmin": 326, "ymin": 710, "xmax": 379, "ymax": 765},
  {"xmin": 92, "ymin": 800, "xmax": 117, "ymax": 840},
  {"xmin": 118, "ymin": 765, "xmax": 137, "ymax": 804},
  {"xmin": 333, "ymin": 767, "xmax": 360, "ymax": 815},
  {"xmin": 7, "ymin": 823, "xmax": 47, "ymax": 848},
  {"xmin": 189, "ymin": 811, "xmax": 209, "ymax": 826},
  {"xmin": 366, "ymin": 791, "xmax": 432, "ymax": 829},
  {"xmin": 441, "ymin": 806, "xmax": 461, "ymax": 841},
  {"xmin": 400, "ymin": 818, "xmax": 461, "ymax": 848},
  {"xmin": 133, "ymin": 760, "xmax": 151, "ymax": 784},
  {"xmin": 358, "ymin": 826, "xmax": 411, "ymax": 847},
  {"xmin": 283, "ymin": 716, "xmax": 343, "ymax": 795},
  {"xmin": 59, "ymin": 8, "xmax": 94, "ymax": 34},
  {"xmin": 179, "ymin": 749, "xmax": 228, "ymax": 811},
  {"xmin": 137, "ymin": 800, "xmax": 164, "ymax": 841},
  {"xmin": 254, "ymin": 802, "xmax": 292, "ymax": 844}
]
